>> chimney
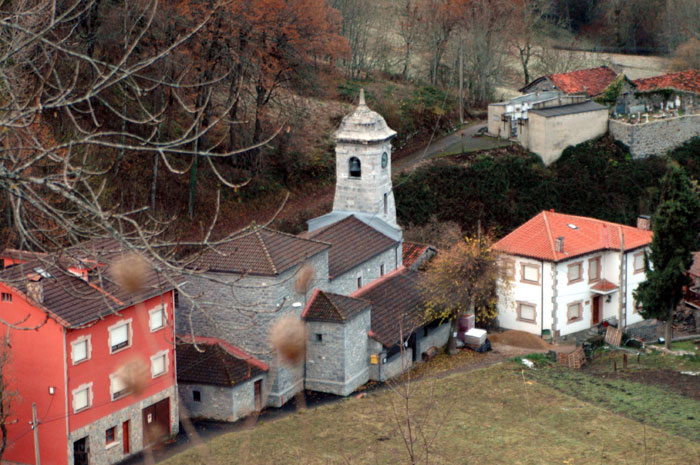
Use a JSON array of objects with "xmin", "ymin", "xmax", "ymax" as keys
[
  {"xmin": 555, "ymin": 236, "xmax": 565, "ymax": 253},
  {"xmin": 636, "ymin": 215, "xmax": 651, "ymax": 231},
  {"xmin": 26, "ymin": 281, "xmax": 43, "ymax": 304}
]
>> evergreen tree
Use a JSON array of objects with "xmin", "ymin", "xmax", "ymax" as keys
[{"xmin": 634, "ymin": 167, "xmax": 700, "ymax": 349}]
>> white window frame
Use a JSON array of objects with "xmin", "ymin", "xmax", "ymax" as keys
[
  {"xmin": 150, "ymin": 350, "xmax": 169, "ymax": 378},
  {"xmin": 72, "ymin": 383, "xmax": 93, "ymax": 413},
  {"xmin": 633, "ymin": 251, "xmax": 646, "ymax": 273},
  {"xmin": 520, "ymin": 264, "xmax": 539, "ymax": 284},
  {"xmin": 588, "ymin": 256, "xmax": 601, "ymax": 282},
  {"xmin": 567, "ymin": 262, "xmax": 583, "ymax": 284},
  {"xmin": 149, "ymin": 305, "xmax": 167, "ymax": 332},
  {"xmin": 502, "ymin": 259, "xmax": 515, "ymax": 280},
  {"xmin": 71, "ymin": 335, "xmax": 92, "ymax": 365},
  {"xmin": 109, "ymin": 373, "xmax": 130, "ymax": 401},
  {"xmin": 108, "ymin": 319, "xmax": 132, "ymax": 354}
]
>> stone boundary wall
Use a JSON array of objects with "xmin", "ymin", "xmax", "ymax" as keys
[{"xmin": 609, "ymin": 114, "xmax": 700, "ymax": 158}]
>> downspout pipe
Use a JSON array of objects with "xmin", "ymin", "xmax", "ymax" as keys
[{"xmin": 541, "ymin": 260, "xmax": 545, "ymax": 336}]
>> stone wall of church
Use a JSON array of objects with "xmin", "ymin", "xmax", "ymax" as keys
[
  {"xmin": 609, "ymin": 114, "xmax": 700, "ymax": 157},
  {"xmin": 327, "ymin": 244, "xmax": 402, "ymax": 296}
]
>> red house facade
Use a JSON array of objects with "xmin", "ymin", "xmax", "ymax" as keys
[{"xmin": 0, "ymin": 242, "xmax": 178, "ymax": 465}]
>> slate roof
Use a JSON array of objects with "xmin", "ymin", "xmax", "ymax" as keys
[
  {"xmin": 529, "ymin": 100, "xmax": 607, "ymax": 118},
  {"xmin": 191, "ymin": 227, "xmax": 330, "ymax": 276},
  {"xmin": 522, "ymin": 66, "xmax": 617, "ymax": 96},
  {"xmin": 0, "ymin": 244, "xmax": 173, "ymax": 327},
  {"xmin": 301, "ymin": 289, "xmax": 370, "ymax": 323},
  {"xmin": 353, "ymin": 268, "xmax": 426, "ymax": 347},
  {"xmin": 305, "ymin": 216, "xmax": 398, "ymax": 279},
  {"xmin": 633, "ymin": 70, "xmax": 700, "ymax": 94},
  {"xmin": 493, "ymin": 211, "xmax": 653, "ymax": 263},
  {"xmin": 177, "ymin": 337, "xmax": 268, "ymax": 387}
]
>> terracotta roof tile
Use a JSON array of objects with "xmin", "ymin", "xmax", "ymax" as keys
[
  {"xmin": 176, "ymin": 337, "xmax": 267, "ymax": 387},
  {"xmin": 352, "ymin": 268, "xmax": 426, "ymax": 347},
  {"xmin": 192, "ymin": 228, "xmax": 330, "ymax": 276},
  {"xmin": 306, "ymin": 216, "xmax": 398, "ymax": 279},
  {"xmin": 591, "ymin": 279, "xmax": 619, "ymax": 292},
  {"xmin": 493, "ymin": 211, "xmax": 652, "ymax": 262},
  {"xmin": 547, "ymin": 66, "xmax": 617, "ymax": 96},
  {"xmin": 402, "ymin": 243, "xmax": 430, "ymax": 269},
  {"xmin": 301, "ymin": 289, "xmax": 370, "ymax": 323},
  {"xmin": 633, "ymin": 70, "xmax": 700, "ymax": 94}
]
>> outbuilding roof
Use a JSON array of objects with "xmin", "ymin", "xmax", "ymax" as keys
[
  {"xmin": 191, "ymin": 227, "xmax": 330, "ymax": 276},
  {"xmin": 301, "ymin": 289, "xmax": 370, "ymax": 323},
  {"xmin": 352, "ymin": 267, "xmax": 426, "ymax": 347},
  {"xmin": 177, "ymin": 337, "xmax": 268, "ymax": 387},
  {"xmin": 493, "ymin": 211, "xmax": 652, "ymax": 262},
  {"xmin": 305, "ymin": 215, "xmax": 398, "ymax": 279},
  {"xmin": 521, "ymin": 66, "xmax": 618, "ymax": 97},
  {"xmin": 633, "ymin": 70, "xmax": 700, "ymax": 94},
  {"xmin": 529, "ymin": 100, "xmax": 607, "ymax": 118}
]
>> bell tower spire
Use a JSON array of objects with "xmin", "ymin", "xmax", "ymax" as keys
[{"xmin": 330, "ymin": 89, "xmax": 398, "ymax": 227}]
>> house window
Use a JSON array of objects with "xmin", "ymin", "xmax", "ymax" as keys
[
  {"xmin": 588, "ymin": 257, "xmax": 601, "ymax": 282},
  {"xmin": 1, "ymin": 292, "xmax": 11, "ymax": 302},
  {"xmin": 517, "ymin": 302, "xmax": 537, "ymax": 323},
  {"xmin": 108, "ymin": 320, "xmax": 131, "ymax": 353},
  {"xmin": 110, "ymin": 374, "xmax": 129, "ymax": 400},
  {"xmin": 71, "ymin": 337, "xmax": 91, "ymax": 365},
  {"xmin": 315, "ymin": 333, "xmax": 323, "ymax": 342},
  {"xmin": 349, "ymin": 157, "xmax": 361, "ymax": 178},
  {"xmin": 193, "ymin": 391, "xmax": 201, "ymax": 402},
  {"xmin": 151, "ymin": 351, "xmax": 168, "ymax": 378},
  {"xmin": 174, "ymin": 289, "xmax": 180, "ymax": 308},
  {"xmin": 567, "ymin": 262, "xmax": 583, "ymax": 284},
  {"xmin": 502, "ymin": 260, "xmax": 515, "ymax": 280},
  {"xmin": 567, "ymin": 302, "xmax": 583, "ymax": 322},
  {"xmin": 380, "ymin": 264, "xmax": 385, "ymax": 277},
  {"xmin": 357, "ymin": 276, "xmax": 362, "ymax": 289},
  {"xmin": 105, "ymin": 427, "xmax": 116, "ymax": 445},
  {"xmin": 383, "ymin": 193, "xmax": 388, "ymax": 215},
  {"xmin": 520, "ymin": 264, "xmax": 539, "ymax": 284},
  {"xmin": 149, "ymin": 306, "xmax": 166, "ymax": 332},
  {"xmin": 633, "ymin": 252, "xmax": 646, "ymax": 273},
  {"xmin": 72, "ymin": 384, "xmax": 92, "ymax": 413}
]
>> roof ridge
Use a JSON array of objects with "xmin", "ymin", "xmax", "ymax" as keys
[
  {"xmin": 255, "ymin": 229, "xmax": 278, "ymax": 275},
  {"xmin": 351, "ymin": 266, "xmax": 407, "ymax": 298},
  {"xmin": 541, "ymin": 211, "xmax": 557, "ymax": 259}
]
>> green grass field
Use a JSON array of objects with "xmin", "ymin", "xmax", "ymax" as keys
[{"xmin": 164, "ymin": 360, "xmax": 700, "ymax": 465}]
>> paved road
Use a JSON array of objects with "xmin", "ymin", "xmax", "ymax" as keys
[{"xmin": 394, "ymin": 120, "xmax": 489, "ymax": 172}]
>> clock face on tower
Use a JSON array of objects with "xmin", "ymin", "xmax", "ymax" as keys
[{"xmin": 381, "ymin": 152, "xmax": 388, "ymax": 168}]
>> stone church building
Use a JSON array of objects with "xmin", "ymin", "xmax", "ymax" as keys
[{"xmin": 176, "ymin": 90, "xmax": 447, "ymax": 418}]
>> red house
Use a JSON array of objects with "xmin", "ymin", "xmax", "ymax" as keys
[{"xmin": 0, "ymin": 240, "xmax": 178, "ymax": 465}]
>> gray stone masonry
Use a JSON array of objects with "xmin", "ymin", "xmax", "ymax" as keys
[
  {"xmin": 609, "ymin": 114, "xmax": 700, "ymax": 158},
  {"xmin": 305, "ymin": 309, "xmax": 371, "ymax": 396},
  {"xmin": 327, "ymin": 244, "xmax": 402, "ymax": 295},
  {"xmin": 177, "ymin": 250, "xmax": 330, "ymax": 407},
  {"xmin": 179, "ymin": 375, "xmax": 264, "ymax": 422},
  {"xmin": 67, "ymin": 386, "xmax": 178, "ymax": 465},
  {"xmin": 416, "ymin": 322, "xmax": 451, "ymax": 359},
  {"xmin": 377, "ymin": 349, "xmax": 413, "ymax": 382}
]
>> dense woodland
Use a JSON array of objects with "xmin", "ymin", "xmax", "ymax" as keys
[{"xmin": 1, "ymin": 0, "xmax": 700, "ymax": 252}]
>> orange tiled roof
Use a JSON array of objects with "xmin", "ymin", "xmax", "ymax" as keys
[
  {"xmin": 493, "ymin": 211, "xmax": 652, "ymax": 262},
  {"xmin": 633, "ymin": 70, "xmax": 700, "ymax": 94},
  {"xmin": 591, "ymin": 279, "xmax": 619, "ymax": 292},
  {"xmin": 403, "ymin": 242, "xmax": 431, "ymax": 268},
  {"xmin": 547, "ymin": 66, "xmax": 618, "ymax": 96}
]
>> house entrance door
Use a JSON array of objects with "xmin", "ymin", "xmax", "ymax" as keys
[
  {"xmin": 73, "ymin": 437, "xmax": 89, "ymax": 465},
  {"xmin": 592, "ymin": 296, "xmax": 602, "ymax": 325},
  {"xmin": 142, "ymin": 398, "xmax": 170, "ymax": 447},
  {"xmin": 254, "ymin": 379, "xmax": 263, "ymax": 410}
]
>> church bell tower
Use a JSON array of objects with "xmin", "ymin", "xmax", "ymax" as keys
[{"xmin": 332, "ymin": 89, "xmax": 398, "ymax": 227}]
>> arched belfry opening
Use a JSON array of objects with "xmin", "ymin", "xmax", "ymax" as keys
[{"xmin": 349, "ymin": 157, "xmax": 361, "ymax": 178}]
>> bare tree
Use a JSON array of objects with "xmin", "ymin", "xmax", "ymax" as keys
[
  {"xmin": 332, "ymin": 0, "xmax": 376, "ymax": 79},
  {"xmin": 507, "ymin": 0, "xmax": 559, "ymax": 86},
  {"xmin": 397, "ymin": 0, "xmax": 423, "ymax": 80}
]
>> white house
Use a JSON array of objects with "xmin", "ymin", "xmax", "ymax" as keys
[{"xmin": 493, "ymin": 211, "xmax": 652, "ymax": 339}]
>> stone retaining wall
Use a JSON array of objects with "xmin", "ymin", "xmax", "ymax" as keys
[{"xmin": 609, "ymin": 114, "xmax": 700, "ymax": 157}]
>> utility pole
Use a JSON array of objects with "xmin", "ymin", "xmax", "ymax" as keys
[
  {"xmin": 32, "ymin": 402, "xmax": 41, "ymax": 465},
  {"xmin": 458, "ymin": 36, "xmax": 464, "ymax": 125},
  {"xmin": 618, "ymin": 233, "xmax": 625, "ymax": 330}
]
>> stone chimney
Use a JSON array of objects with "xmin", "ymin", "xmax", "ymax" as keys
[
  {"xmin": 636, "ymin": 215, "xmax": 651, "ymax": 231},
  {"xmin": 26, "ymin": 281, "xmax": 43, "ymax": 304},
  {"xmin": 555, "ymin": 236, "xmax": 565, "ymax": 253}
]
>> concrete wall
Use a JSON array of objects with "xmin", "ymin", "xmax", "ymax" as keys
[
  {"xmin": 488, "ymin": 104, "xmax": 507, "ymax": 137},
  {"xmin": 179, "ymin": 375, "xmax": 264, "ymax": 422},
  {"xmin": 327, "ymin": 244, "xmax": 401, "ymax": 295},
  {"xmin": 526, "ymin": 108, "xmax": 609, "ymax": 165},
  {"xmin": 67, "ymin": 386, "xmax": 178, "ymax": 465},
  {"xmin": 305, "ymin": 309, "xmax": 371, "ymax": 396},
  {"xmin": 609, "ymin": 114, "xmax": 700, "ymax": 158},
  {"xmin": 176, "ymin": 250, "xmax": 330, "ymax": 407},
  {"xmin": 416, "ymin": 322, "xmax": 451, "ymax": 358}
]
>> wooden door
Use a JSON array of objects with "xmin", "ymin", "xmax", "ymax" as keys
[
  {"xmin": 73, "ymin": 437, "xmax": 89, "ymax": 465},
  {"xmin": 592, "ymin": 296, "xmax": 601, "ymax": 325},
  {"xmin": 142, "ymin": 398, "xmax": 170, "ymax": 446},
  {"xmin": 123, "ymin": 420, "xmax": 130, "ymax": 454},
  {"xmin": 254, "ymin": 379, "xmax": 262, "ymax": 410}
]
